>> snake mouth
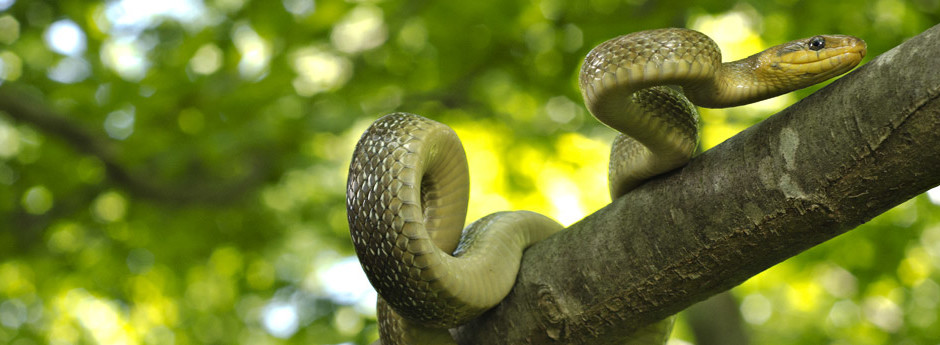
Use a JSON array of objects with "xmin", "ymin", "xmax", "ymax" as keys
[
  {"xmin": 776, "ymin": 36, "xmax": 867, "ymax": 73},
  {"xmin": 775, "ymin": 44, "xmax": 866, "ymax": 82}
]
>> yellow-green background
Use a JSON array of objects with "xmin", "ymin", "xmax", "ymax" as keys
[{"xmin": 0, "ymin": 0, "xmax": 938, "ymax": 344}]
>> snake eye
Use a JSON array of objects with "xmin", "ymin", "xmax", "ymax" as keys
[{"xmin": 808, "ymin": 36, "xmax": 826, "ymax": 51}]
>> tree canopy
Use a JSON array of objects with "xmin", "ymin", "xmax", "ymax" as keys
[{"xmin": 0, "ymin": 0, "xmax": 938, "ymax": 344}]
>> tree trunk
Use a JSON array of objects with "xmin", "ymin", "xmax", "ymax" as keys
[{"xmin": 454, "ymin": 24, "xmax": 940, "ymax": 345}]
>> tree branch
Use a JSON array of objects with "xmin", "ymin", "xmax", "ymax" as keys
[
  {"xmin": 0, "ymin": 85, "xmax": 272, "ymax": 204},
  {"xmin": 454, "ymin": 24, "xmax": 940, "ymax": 344}
]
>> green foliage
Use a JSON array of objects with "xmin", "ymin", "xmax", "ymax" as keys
[{"xmin": 0, "ymin": 0, "xmax": 937, "ymax": 344}]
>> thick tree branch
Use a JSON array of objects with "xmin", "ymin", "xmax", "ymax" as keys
[{"xmin": 455, "ymin": 24, "xmax": 940, "ymax": 344}]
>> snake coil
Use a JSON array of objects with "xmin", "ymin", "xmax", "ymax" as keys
[{"xmin": 347, "ymin": 28, "xmax": 865, "ymax": 344}]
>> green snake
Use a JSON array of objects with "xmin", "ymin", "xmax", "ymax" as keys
[{"xmin": 346, "ymin": 28, "xmax": 866, "ymax": 344}]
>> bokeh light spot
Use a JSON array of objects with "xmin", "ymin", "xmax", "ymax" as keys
[
  {"xmin": 232, "ymin": 24, "xmax": 270, "ymax": 79},
  {"xmin": 817, "ymin": 264, "xmax": 858, "ymax": 298},
  {"xmin": 546, "ymin": 177, "xmax": 584, "ymax": 226},
  {"xmin": 786, "ymin": 281, "xmax": 822, "ymax": 312},
  {"xmin": 104, "ymin": 107, "xmax": 136, "ymax": 140},
  {"xmin": 92, "ymin": 190, "xmax": 128, "ymax": 222},
  {"xmin": 912, "ymin": 279, "xmax": 940, "ymax": 307},
  {"xmin": 0, "ymin": 120, "xmax": 20, "ymax": 158},
  {"xmin": 246, "ymin": 259, "xmax": 275, "ymax": 291},
  {"xmin": 827, "ymin": 299, "xmax": 860, "ymax": 328},
  {"xmin": 331, "ymin": 5, "xmax": 387, "ymax": 54},
  {"xmin": 0, "ymin": 299, "xmax": 27, "ymax": 329},
  {"xmin": 290, "ymin": 46, "xmax": 352, "ymax": 96},
  {"xmin": 185, "ymin": 266, "xmax": 236, "ymax": 312},
  {"xmin": 0, "ymin": 262, "xmax": 35, "ymax": 296},
  {"xmin": 333, "ymin": 306, "xmax": 363, "ymax": 335},
  {"xmin": 104, "ymin": 0, "xmax": 208, "ymax": 34},
  {"xmin": 525, "ymin": 22, "xmax": 555, "ymax": 53},
  {"xmin": 22, "ymin": 185, "xmax": 53, "ymax": 215},
  {"xmin": 863, "ymin": 296, "xmax": 903, "ymax": 332},
  {"xmin": 397, "ymin": 18, "xmax": 427, "ymax": 53},
  {"xmin": 0, "ymin": 14, "xmax": 20, "ymax": 44},
  {"xmin": 209, "ymin": 246, "xmax": 243, "ymax": 278},
  {"xmin": 562, "ymin": 24, "xmax": 583, "ymax": 52},
  {"xmin": 262, "ymin": 302, "xmax": 298, "ymax": 339},
  {"xmin": 282, "ymin": 0, "xmax": 315, "ymax": 16},
  {"xmin": 189, "ymin": 43, "xmax": 223, "ymax": 75},
  {"xmin": 101, "ymin": 39, "xmax": 149, "ymax": 81},
  {"xmin": 47, "ymin": 222, "xmax": 86, "ymax": 254},
  {"xmin": 47, "ymin": 56, "xmax": 91, "ymax": 83},
  {"xmin": 545, "ymin": 96, "xmax": 581, "ymax": 124},
  {"xmin": 897, "ymin": 247, "xmax": 931, "ymax": 286},
  {"xmin": 58, "ymin": 289, "xmax": 137, "ymax": 344},
  {"xmin": 44, "ymin": 19, "xmax": 87, "ymax": 56},
  {"xmin": 740, "ymin": 293, "xmax": 772, "ymax": 325},
  {"xmin": 0, "ymin": 51, "xmax": 23, "ymax": 81}
]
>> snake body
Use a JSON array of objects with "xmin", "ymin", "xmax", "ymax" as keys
[
  {"xmin": 347, "ymin": 28, "xmax": 865, "ymax": 344},
  {"xmin": 346, "ymin": 114, "xmax": 564, "ymax": 343}
]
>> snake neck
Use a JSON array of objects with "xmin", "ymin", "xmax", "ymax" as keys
[{"xmin": 683, "ymin": 54, "xmax": 782, "ymax": 108}]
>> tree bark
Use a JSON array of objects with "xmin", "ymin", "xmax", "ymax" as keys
[{"xmin": 454, "ymin": 24, "xmax": 940, "ymax": 344}]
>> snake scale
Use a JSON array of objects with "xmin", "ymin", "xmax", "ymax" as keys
[{"xmin": 346, "ymin": 28, "xmax": 866, "ymax": 344}]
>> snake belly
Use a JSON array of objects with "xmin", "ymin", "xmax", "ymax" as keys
[{"xmin": 347, "ymin": 28, "xmax": 865, "ymax": 345}]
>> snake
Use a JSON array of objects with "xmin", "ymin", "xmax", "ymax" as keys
[{"xmin": 346, "ymin": 28, "xmax": 866, "ymax": 345}]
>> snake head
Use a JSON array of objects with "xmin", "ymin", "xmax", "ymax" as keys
[
  {"xmin": 685, "ymin": 32, "xmax": 867, "ymax": 108},
  {"xmin": 759, "ymin": 34, "xmax": 867, "ymax": 90}
]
